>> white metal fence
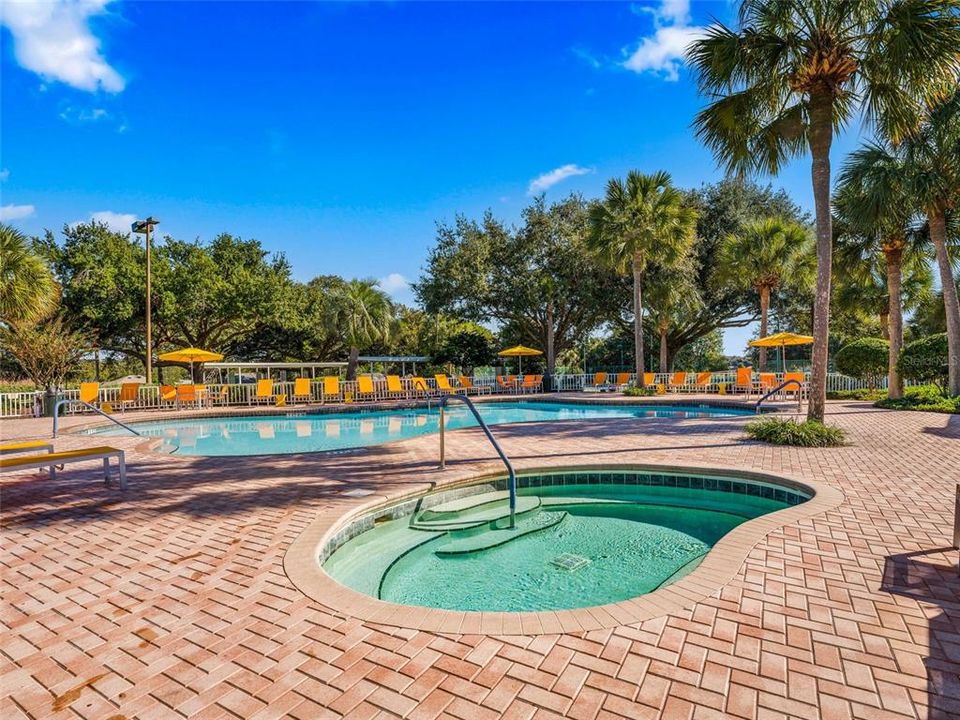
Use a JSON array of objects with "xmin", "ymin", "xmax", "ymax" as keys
[{"xmin": 0, "ymin": 371, "xmax": 900, "ymax": 418}]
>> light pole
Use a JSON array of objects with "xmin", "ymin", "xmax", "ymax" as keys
[{"xmin": 132, "ymin": 217, "xmax": 159, "ymax": 384}]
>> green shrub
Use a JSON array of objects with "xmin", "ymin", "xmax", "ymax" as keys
[
  {"xmin": 875, "ymin": 384, "xmax": 960, "ymax": 414},
  {"xmin": 623, "ymin": 384, "xmax": 657, "ymax": 397},
  {"xmin": 834, "ymin": 338, "xmax": 889, "ymax": 390},
  {"xmin": 744, "ymin": 417, "xmax": 846, "ymax": 447},
  {"xmin": 898, "ymin": 333, "xmax": 948, "ymax": 392}
]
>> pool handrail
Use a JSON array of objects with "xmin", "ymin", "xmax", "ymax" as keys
[
  {"xmin": 436, "ymin": 393, "xmax": 518, "ymax": 529},
  {"xmin": 52, "ymin": 399, "xmax": 143, "ymax": 438},
  {"xmin": 755, "ymin": 379, "xmax": 804, "ymax": 413}
]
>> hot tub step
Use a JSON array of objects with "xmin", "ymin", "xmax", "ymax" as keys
[
  {"xmin": 435, "ymin": 511, "xmax": 567, "ymax": 555},
  {"xmin": 412, "ymin": 495, "xmax": 540, "ymax": 531}
]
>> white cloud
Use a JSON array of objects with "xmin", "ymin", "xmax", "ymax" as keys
[
  {"xmin": 1, "ymin": 204, "xmax": 36, "ymax": 221},
  {"xmin": 60, "ymin": 105, "xmax": 110, "ymax": 123},
  {"xmin": 0, "ymin": 0, "xmax": 125, "ymax": 93},
  {"xmin": 622, "ymin": 0, "xmax": 705, "ymax": 81},
  {"xmin": 85, "ymin": 210, "xmax": 136, "ymax": 232},
  {"xmin": 377, "ymin": 273, "xmax": 410, "ymax": 296},
  {"xmin": 0, "ymin": 169, "xmax": 9, "ymax": 181},
  {"xmin": 528, "ymin": 164, "xmax": 592, "ymax": 194}
]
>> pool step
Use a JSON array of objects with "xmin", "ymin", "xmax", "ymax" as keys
[
  {"xmin": 435, "ymin": 511, "xmax": 567, "ymax": 555},
  {"xmin": 412, "ymin": 493, "xmax": 541, "ymax": 531}
]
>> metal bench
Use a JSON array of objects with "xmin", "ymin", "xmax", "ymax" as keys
[{"xmin": 0, "ymin": 445, "xmax": 127, "ymax": 490}]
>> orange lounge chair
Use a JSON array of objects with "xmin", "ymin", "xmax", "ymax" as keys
[
  {"xmin": 253, "ymin": 379, "xmax": 275, "ymax": 404},
  {"xmin": 613, "ymin": 373, "xmax": 630, "ymax": 388},
  {"xmin": 411, "ymin": 377, "xmax": 434, "ymax": 397},
  {"xmin": 688, "ymin": 372, "xmax": 714, "ymax": 393},
  {"xmin": 733, "ymin": 367, "xmax": 754, "ymax": 395},
  {"xmin": 496, "ymin": 376, "xmax": 518, "ymax": 393},
  {"xmin": 667, "ymin": 372, "xmax": 688, "ymax": 392},
  {"xmin": 642, "ymin": 373, "xmax": 655, "ymax": 387},
  {"xmin": 117, "ymin": 382, "xmax": 141, "ymax": 412},
  {"xmin": 459, "ymin": 376, "xmax": 490, "ymax": 395},
  {"xmin": 434, "ymin": 374, "xmax": 462, "ymax": 394},
  {"xmin": 79, "ymin": 382, "xmax": 99, "ymax": 406},
  {"xmin": 783, "ymin": 372, "xmax": 807, "ymax": 399},
  {"xmin": 586, "ymin": 372, "xmax": 608, "ymax": 391},
  {"xmin": 386, "ymin": 375, "xmax": 407, "ymax": 399},
  {"xmin": 176, "ymin": 384, "xmax": 199, "ymax": 408},
  {"xmin": 292, "ymin": 378, "xmax": 313, "ymax": 404},
  {"xmin": 322, "ymin": 376, "xmax": 342, "ymax": 403},
  {"xmin": 207, "ymin": 384, "xmax": 231, "ymax": 405},
  {"xmin": 758, "ymin": 373, "xmax": 778, "ymax": 395},
  {"xmin": 357, "ymin": 375, "xmax": 378, "ymax": 401},
  {"xmin": 159, "ymin": 384, "xmax": 177, "ymax": 406},
  {"xmin": 520, "ymin": 375, "xmax": 543, "ymax": 393}
]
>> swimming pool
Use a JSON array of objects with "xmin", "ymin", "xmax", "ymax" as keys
[
  {"xmin": 322, "ymin": 469, "xmax": 810, "ymax": 612},
  {"xmin": 88, "ymin": 400, "xmax": 753, "ymax": 455}
]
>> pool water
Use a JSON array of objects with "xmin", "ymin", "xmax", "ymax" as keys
[
  {"xmin": 323, "ymin": 477, "xmax": 804, "ymax": 612},
  {"xmin": 88, "ymin": 401, "xmax": 751, "ymax": 456}
]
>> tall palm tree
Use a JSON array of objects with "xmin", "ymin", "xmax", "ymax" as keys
[
  {"xmin": 645, "ymin": 265, "xmax": 702, "ymax": 373},
  {"xmin": 715, "ymin": 218, "xmax": 812, "ymax": 371},
  {"xmin": 834, "ymin": 142, "xmax": 921, "ymax": 398},
  {"xmin": 902, "ymin": 92, "xmax": 960, "ymax": 395},
  {"xmin": 586, "ymin": 171, "xmax": 697, "ymax": 382},
  {"xmin": 833, "ymin": 241, "xmax": 932, "ymax": 339},
  {"xmin": 333, "ymin": 279, "xmax": 393, "ymax": 380},
  {"xmin": 687, "ymin": 0, "xmax": 960, "ymax": 418},
  {"xmin": 0, "ymin": 224, "xmax": 59, "ymax": 327}
]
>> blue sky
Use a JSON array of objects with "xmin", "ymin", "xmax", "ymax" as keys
[{"xmin": 1, "ymin": 1, "xmax": 865, "ymax": 354}]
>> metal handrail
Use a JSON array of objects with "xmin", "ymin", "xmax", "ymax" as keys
[
  {"xmin": 53, "ymin": 399, "xmax": 143, "ymax": 438},
  {"xmin": 755, "ymin": 380, "xmax": 805, "ymax": 413},
  {"xmin": 436, "ymin": 394, "xmax": 518, "ymax": 529}
]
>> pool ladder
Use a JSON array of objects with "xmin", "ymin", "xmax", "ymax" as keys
[{"xmin": 436, "ymin": 394, "xmax": 518, "ymax": 529}]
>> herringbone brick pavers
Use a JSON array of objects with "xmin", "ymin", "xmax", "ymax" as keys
[{"xmin": 1, "ymin": 398, "xmax": 958, "ymax": 718}]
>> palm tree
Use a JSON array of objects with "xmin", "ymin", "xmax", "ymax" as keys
[
  {"xmin": 333, "ymin": 279, "xmax": 393, "ymax": 380},
  {"xmin": 0, "ymin": 224, "xmax": 59, "ymax": 327},
  {"xmin": 645, "ymin": 265, "xmax": 702, "ymax": 373},
  {"xmin": 687, "ymin": 1, "xmax": 960, "ymax": 418},
  {"xmin": 902, "ymin": 92, "xmax": 960, "ymax": 395},
  {"xmin": 834, "ymin": 142, "xmax": 922, "ymax": 398},
  {"xmin": 586, "ymin": 171, "xmax": 697, "ymax": 382},
  {"xmin": 715, "ymin": 218, "xmax": 812, "ymax": 371}
]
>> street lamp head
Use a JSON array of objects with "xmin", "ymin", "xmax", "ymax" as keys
[{"xmin": 131, "ymin": 216, "xmax": 160, "ymax": 234}]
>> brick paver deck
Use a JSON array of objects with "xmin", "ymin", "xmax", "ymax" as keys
[{"xmin": 1, "ymin": 397, "xmax": 958, "ymax": 719}]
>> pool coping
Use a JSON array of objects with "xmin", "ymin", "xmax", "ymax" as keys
[{"xmin": 282, "ymin": 461, "xmax": 844, "ymax": 635}]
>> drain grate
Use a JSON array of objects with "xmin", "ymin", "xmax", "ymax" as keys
[{"xmin": 550, "ymin": 553, "xmax": 590, "ymax": 571}]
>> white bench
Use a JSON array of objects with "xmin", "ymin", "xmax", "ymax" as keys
[{"xmin": 0, "ymin": 445, "xmax": 127, "ymax": 490}]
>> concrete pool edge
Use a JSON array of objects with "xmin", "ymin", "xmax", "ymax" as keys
[{"xmin": 282, "ymin": 462, "xmax": 844, "ymax": 635}]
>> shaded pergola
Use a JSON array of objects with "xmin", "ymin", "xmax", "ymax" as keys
[{"xmin": 203, "ymin": 361, "xmax": 347, "ymax": 383}]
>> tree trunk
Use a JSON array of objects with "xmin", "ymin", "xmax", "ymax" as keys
[
  {"xmin": 883, "ymin": 246, "xmax": 904, "ymax": 399},
  {"xmin": 633, "ymin": 255, "xmax": 645, "ymax": 383},
  {"xmin": 806, "ymin": 93, "xmax": 834, "ymax": 421},
  {"xmin": 879, "ymin": 312, "xmax": 889, "ymax": 341},
  {"xmin": 659, "ymin": 326, "xmax": 669, "ymax": 373},
  {"xmin": 346, "ymin": 347, "xmax": 359, "ymax": 381},
  {"xmin": 929, "ymin": 210, "xmax": 960, "ymax": 395},
  {"xmin": 545, "ymin": 299, "xmax": 556, "ymax": 377},
  {"xmin": 758, "ymin": 285, "xmax": 770, "ymax": 372}
]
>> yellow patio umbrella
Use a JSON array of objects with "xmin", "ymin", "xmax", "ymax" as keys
[
  {"xmin": 497, "ymin": 345, "xmax": 543, "ymax": 374},
  {"xmin": 748, "ymin": 332, "xmax": 813, "ymax": 373},
  {"xmin": 158, "ymin": 347, "xmax": 224, "ymax": 379}
]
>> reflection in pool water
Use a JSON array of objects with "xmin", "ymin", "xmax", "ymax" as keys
[{"xmin": 88, "ymin": 401, "xmax": 753, "ymax": 456}]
